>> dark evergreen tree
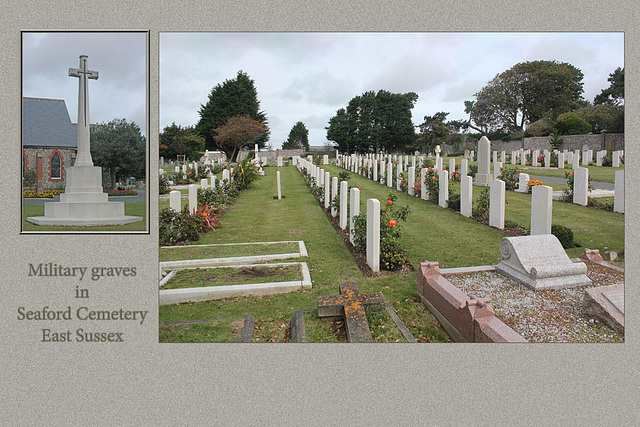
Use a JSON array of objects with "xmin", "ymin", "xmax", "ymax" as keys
[
  {"xmin": 282, "ymin": 121, "xmax": 309, "ymax": 149},
  {"xmin": 195, "ymin": 70, "xmax": 269, "ymax": 154}
]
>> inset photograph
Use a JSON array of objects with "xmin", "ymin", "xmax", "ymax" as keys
[
  {"xmin": 22, "ymin": 31, "xmax": 148, "ymax": 232},
  {"xmin": 158, "ymin": 32, "xmax": 624, "ymax": 343}
]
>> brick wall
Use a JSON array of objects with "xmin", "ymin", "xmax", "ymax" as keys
[{"xmin": 23, "ymin": 147, "xmax": 75, "ymax": 191}]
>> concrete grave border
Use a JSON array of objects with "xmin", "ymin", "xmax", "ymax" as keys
[
  {"xmin": 160, "ymin": 240, "xmax": 308, "ymax": 270},
  {"xmin": 418, "ymin": 249, "xmax": 624, "ymax": 342},
  {"xmin": 159, "ymin": 262, "xmax": 312, "ymax": 306}
]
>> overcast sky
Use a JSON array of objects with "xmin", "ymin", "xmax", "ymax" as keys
[
  {"xmin": 160, "ymin": 32, "xmax": 623, "ymax": 149},
  {"xmin": 22, "ymin": 32, "xmax": 147, "ymax": 135}
]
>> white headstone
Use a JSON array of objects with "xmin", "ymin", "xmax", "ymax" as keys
[
  {"xmin": 331, "ymin": 177, "xmax": 338, "ymax": 217},
  {"xmin": 324, "ymin": 172, "xmax": 331, "ymax": 208},
  {"xmin": 614, "ymin": 170, "xmax": 624, "ymax": 213},
  {"xmin": 408, "ymin": 166, "xmax": 415, "ymax": 196},
  {"xmin": 460, "ymin": 159, "xmax": 468, "ymax": 180},
  {"xmin": 200, "ymin": 178, "xmax": 208, "ymax": 189},
  {"xmin": 494, "ymin": 161, "xmax": 502, "ymax": 179},
  {"xmin": 366, "ymin": 198, "xmax": 380, "ymax": 273},
  {"xmin": 460, "ymin": 176, "xmax": 473, "ymax": 218},
  {"xmin": 475, "ymin": 136, "xmax": 492, "ymax": 186},
  {"xmin": 396, "ymin": 163, "xmax": 403, "ymax": 191},
  {"xmin": 277, "ymin": 156, "xmax": 283, "ymax": 167},
  {"xmin": 373, "ymin": 160, "xmax": 378, "ymax": 182},
  {"xmin": 169, "ymin": 190, "xmax": 181, "ymax": 212},
  {"xmin": 323, "ymin": 154, "xmax": 329, "ymax": 165},
  {"xmin": 420, "ymin": 168, "xmax": 428, "ymax": 200},
  {"xmin": 573, "ymin": 167, "xmax": 589, "ymax": 206},
  {"xmin": 387, "ymin": 161, "xmax": 393, "ymax": 188},
  {"xmin": 544, "ymin": 151, "xmax": 551, "ymax": 169},
  {"xmin": 350, "ymin": 188, "xmax": 360, "ymax": 245},
  {"xmin": 340, "ymin": 181, "xmax": 348, "ymax": 229},
  {"xmin": 489, "ymin": 179, "xmax": 505, "ymax": 229},
  {"xmin": 530, "ymin": 185, "xmax": 553, "ymax": 235},
  {"xmin": 449, "ymin": 158, "xmax": 455, "ymax": 178},
  {"xmin": 277, "ymin": 171, "xmax": 282, "ymax": 200},
  {"xmin": 558, "ymin": 152, "xmax": 565, "ymax": 169},
  {"xmin": 515, "ymin": 173, "xmax": 530, "ymax": 193},
  {"xmin": 188, "ymin": 184, "xmax": 198, "ymax": 214},
  {"xmin": 495, "ymin": 235, "xmax": 591, "ymax": 290},
  {"xmin": 612, "ymin": 151, "xmax": 621, "ymax": 168},
  {"xmin": 438, "ymin": 169, "xmax": 449, "ymax": 208}
]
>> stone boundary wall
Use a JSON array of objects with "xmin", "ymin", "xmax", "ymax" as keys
[
  {"xmin": 490, "ymin": 133, "xmax": 624, "ymax": 154},
  {"xmin": 443, "ymin": 133, "xmax": 624, "ymax": 156},
  {"xmin": 416, "ymin": 261, "xmax": 527, "ymax": 343},
  {"xmin": 236, "ymin": 148, "xmax": 305, "ymax": 163}
]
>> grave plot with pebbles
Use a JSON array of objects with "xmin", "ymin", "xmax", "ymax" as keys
[{"xmin": 445, "ymin": 262, "xmax": 623, "ymax": 343}]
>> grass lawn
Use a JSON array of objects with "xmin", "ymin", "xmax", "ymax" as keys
[
  {"xmin": 159, "ymin": 165, "xmax": 449, "ymax": 343},
  {"xmin": 22, "ymin": 200, "xmax": 147, "ymax": 232},
  {"xmin": 159, "ymin": 161, "xmax": 623, "ymax": 343}
]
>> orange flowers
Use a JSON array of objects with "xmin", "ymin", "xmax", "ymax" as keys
[{"xmin": 388, "ymin": 219, "xmax": 397, "ymax": 228}]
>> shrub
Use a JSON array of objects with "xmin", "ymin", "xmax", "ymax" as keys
[
  {"xmin": 233, "ymin": 157, "xmax": 260, "ymax": 191},
  {"xmin": 380, "ymin": 241, "xmax": 408, "ymax": 271},
  {"xmin": 555, "ymin": 112, "xmax": 592, "ymax": 135},
  {"xmin": 551, "ymin": 224, "xmax": 575, "ymax": 249},
  {"xmin": 474, "ymin": 188, "xmax": 490, "ymax": 220},
  {"xmin": 602, "ymin": 152, "xmax": 612, "ymax": 167},
  {"xmin": 351, "ymin": 191, "xmax": 411, "ymax": 271},
  {"xmin": 159, "ymin": 206, "xmax": 207, "ymax": 246},
  {"xmin": 548, "ymin": 132, "xmax": 564, "ymax": 150},
  {"xmin": 498, "ymin": 167, "xmax": 519, "ymax": 191},
  {"xmin": 23, "ymin": 169, "xmax": 38, "ymax": 188},
  {"xmin": 159, "ymin": 175, "xmax": 170, "ymax": 194},
  {"xmin": 447, "ymin": 193, "xmax": 461, "ymax": 211},
  {"xmin": 468, "ymin": 163, "xmax": 478, "ymax": 178},
  {"xmin": 338, "ymin": 171, "xmax": 351, "ymax": 182}
]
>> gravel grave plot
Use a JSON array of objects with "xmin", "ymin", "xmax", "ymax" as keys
[{"xmin": 446, "ymin": 263, "xmax": 624, "ymax": 343}]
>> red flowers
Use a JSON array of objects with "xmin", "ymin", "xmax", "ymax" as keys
[
  {"xmin": 388, "ymin": 219, "xmax": 397, "ymax": 228},
  {"xmin": 358, "ymin": 187, "xmax": 362, "ymax": 190},
  {"xmin": 388, "ymin": 199, "xmax": 393, "ymax": 205}
]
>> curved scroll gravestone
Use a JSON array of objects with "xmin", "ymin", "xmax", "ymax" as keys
[{"xmin": 495, "ymin": 235, "xmax": 591, "ymax": 290}]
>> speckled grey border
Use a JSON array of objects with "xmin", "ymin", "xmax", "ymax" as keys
[{"xmin": 1, "ymin": 1, "xmax": 637, "ymax": 425}]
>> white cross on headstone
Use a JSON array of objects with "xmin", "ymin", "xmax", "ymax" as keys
[{"xmin": 68, "ymin": 55, "xmax": 99, "ymax": 167}]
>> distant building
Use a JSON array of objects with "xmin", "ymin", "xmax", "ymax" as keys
[{"xmin": 22, "ymin": 97, "xmax": 77, "ymax": 191}]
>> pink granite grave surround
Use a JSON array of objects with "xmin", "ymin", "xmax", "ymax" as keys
[{"xmin": 417, "ymin": 261, "xmax": 527, "ymax": 343}]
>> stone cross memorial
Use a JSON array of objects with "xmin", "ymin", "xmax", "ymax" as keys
[
  {"xmin": 27, "ymin": 55, "xmax": 142, "ymax": 226},
  {"xmin": 317, "ymin": 283, "xmax": 386, "ymax": 343}
]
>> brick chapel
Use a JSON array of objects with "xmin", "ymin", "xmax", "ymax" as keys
[{"xmin": 22, "ymin": 97, "xmax": 77, "ymax": 191}]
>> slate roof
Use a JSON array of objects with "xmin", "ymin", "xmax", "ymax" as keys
[{"xmin": 23, "ymin": 97, "xmax": 77, "ymax": 148}]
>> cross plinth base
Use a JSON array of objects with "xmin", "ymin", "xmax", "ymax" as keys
[{"xmin": 27, "ymin": 164, "xmax": 143, "ymax": 227}]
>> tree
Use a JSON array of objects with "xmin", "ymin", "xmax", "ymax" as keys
[
  {"xmin": 213, "ymin": 115, "xmax": 267, "ymax": 162},
  {"xmin": 91, "ymin": 118, "xmax": 146, "ymax": 188},
  {"xmin": 594, "ymin": 67, "xmax": 624, "ymax": 106},
  {"xmin": 417, "ymin": 112, "xmax": 458, "ymax": 154},
  {"xmin": 282, "ymin": 121, "xmax": 309, "ymax": 149},
  {"xmin": 159, "ymin": 123, "xmax": 205, "ymax": 161},
  {"xmin": 573, "ymin": 104, "xmax": 623, "ymax": 134},
  {"xmin": 195, "ymin": 70, "xmax": 269, "ymax": 153},
  {"xmin": 465, "ymin": 60, "xmax": 585, "ymax": 134},
  {"xmin": 326, "ymin": 90, "xmax": 417, "ymax": 153}
]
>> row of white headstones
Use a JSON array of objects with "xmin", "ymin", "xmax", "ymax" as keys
[
  {"xmin": 295, "ymin": 157, "xmax": 381, "ymax": 272},
  {"xmin": 166, "ymin": 165, "xmax": 235, "ymax": 214},
  {"xmin": 294, "ymin": 144, "xmax": 624, "ymax": 271}
]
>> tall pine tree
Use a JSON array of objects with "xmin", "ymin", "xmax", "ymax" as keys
[{"xmin": 282, "ymin": 121, "xmax": 309, "ymax": 149}]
